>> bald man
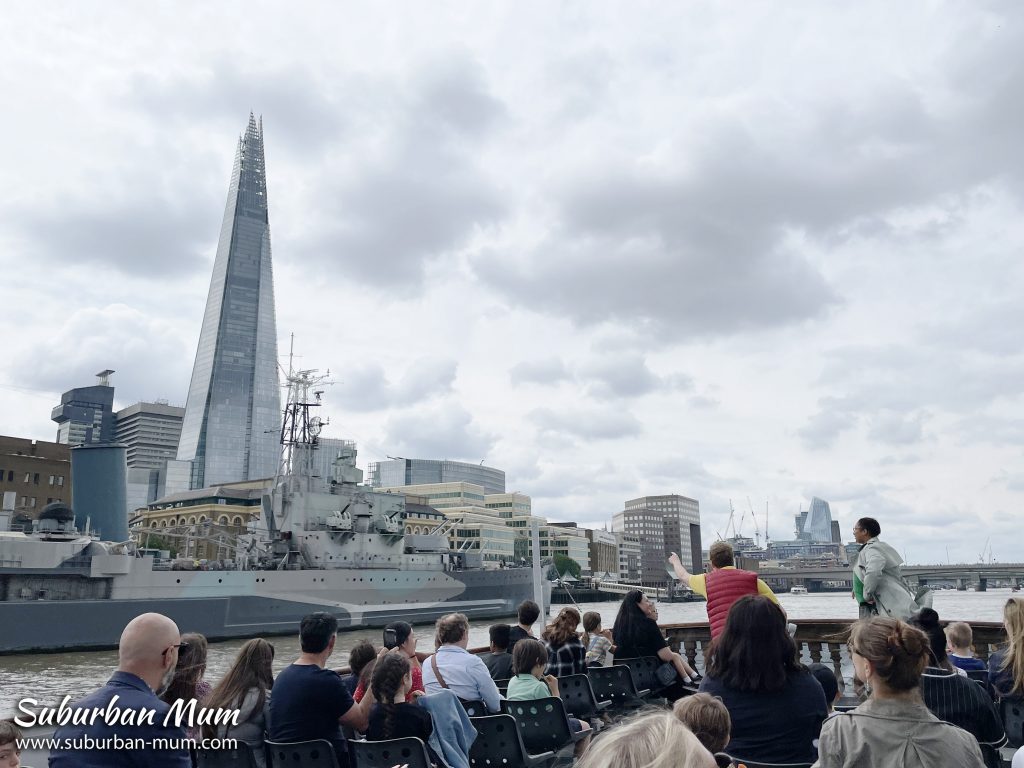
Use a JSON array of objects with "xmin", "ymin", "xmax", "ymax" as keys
[{"xmin": 49, "ymin": 613, "xmax": 191, "ymax": 767}]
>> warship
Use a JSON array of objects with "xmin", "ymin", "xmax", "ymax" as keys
[{"xmin": 0, "ymin": 370, "xmax": 547, "ymax": 654}]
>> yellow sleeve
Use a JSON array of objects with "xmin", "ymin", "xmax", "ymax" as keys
[
  {"xmin": 689, "ymin": 573, "xmax": 707, "ymax": 597},
  {"xmin": 757, "ymin": 579, "xmax": 779, "ymax": 604}
]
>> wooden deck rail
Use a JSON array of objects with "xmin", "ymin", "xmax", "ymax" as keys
[{"xmin": 661, "ymin": 619, "xmax": 1007, "ymax": 682}]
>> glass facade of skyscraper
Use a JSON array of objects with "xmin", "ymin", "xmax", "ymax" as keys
[
  {"xmin": 176, "ymin": 115, "xmax": 281, "ymax": 488},
  {"xmin": 368, "ymin": 458, "xmax": 506, "ymax": 494},
  {"xmin": 798, "ymin": 496, "xmax": 834, "ymax": 543}
]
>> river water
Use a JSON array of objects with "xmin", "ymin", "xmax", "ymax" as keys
[{"xmin": 0, "ymin": 588, "xmax": 1014, "ymax": 719}]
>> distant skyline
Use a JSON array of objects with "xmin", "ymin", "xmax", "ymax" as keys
[{"xmin": 0, "ymin": 2, "xmax": 1022, "ymax": 564}]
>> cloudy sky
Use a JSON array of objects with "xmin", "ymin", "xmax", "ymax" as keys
[{"xmin": 1, "ymin": 2, "xmax": 1021, "ymax": 565}]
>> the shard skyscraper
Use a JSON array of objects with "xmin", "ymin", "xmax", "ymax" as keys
[{"xmin": 176, "ymin": 115, "xmax": 281, "ymax": 489}]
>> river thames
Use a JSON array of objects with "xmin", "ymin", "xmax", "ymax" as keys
[{"xmin": 0, "ymin": 588, "xmax": 1014, "ymax": 718}]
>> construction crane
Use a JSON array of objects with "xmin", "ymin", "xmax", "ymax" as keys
[{"xmin": 747, "ymin": 497, "xmax": 762, "ymax": 547}]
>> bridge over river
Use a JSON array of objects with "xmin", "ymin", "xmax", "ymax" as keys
[{"xmin": 756, "ymin": 562, "xmax": 1024, "ymax": 592}]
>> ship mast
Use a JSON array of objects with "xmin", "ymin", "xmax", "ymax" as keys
[{"xmin": 278, "ymin": 338, "xmax": 332, "ymax": 483}]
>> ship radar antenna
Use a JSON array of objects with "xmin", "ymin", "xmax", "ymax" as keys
[{"xmin": 276, "ymin": 339, "xmax": 334, "ymax": 480}]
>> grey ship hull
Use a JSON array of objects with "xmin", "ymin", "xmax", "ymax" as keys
[{"xmin": 0, "ymin": 565, "xmax": 543, "ymax": 654}]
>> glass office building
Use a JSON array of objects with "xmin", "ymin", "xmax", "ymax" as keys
[
  {"xmin": 796, "ymin": 496, "xmax": 835, "ymax": 543},
  {"xmin": 368, "ymin": 458, "xmax": 506, "ymax": 494},
  {"xmin": 176, "ymin": 115, "xmax": 281, "ymax": 488}
]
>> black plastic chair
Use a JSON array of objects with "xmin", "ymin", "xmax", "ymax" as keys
[
  {"xmin": 558, "ymin": 673, "xmax": 611, "ymax": 720},
  {"xmin": 724, "ymin": 759, "xmax": 813, "ymax": 768},
  {"xmin": 965, "ymin": 668, "xmax": 990, "ymax": 692},
  {"xmin": 351, "ymin": 737, "xmax": 432, "ymax": 768},
  {"xmin": 195, "ymin": 743, "xmax": 259, "ymax": 768},
  {"xmin": 265, "ymin": 738, "xmax": 340, "ymax": 768},
  {"xmin": 459, "ymin": 698, "xmax": 490, "ymax": 717},
  {"xmin": 468, "ymin": 713, "xmax": 555, "ymax": 768},
  {"xmin": 587, "ymin": 664, "xmax": 649, "ymax": 710},
  {"xmin": 1001, "ymin": 697, "xmax": 1024, "ymax": 748},
  {"xmin": 494, "ymin": 678, "xmax": 511, "ymax": 696},
  {"xmin": 614, "ymin": 656, "xmax": 673, "ymax": 698},
  {"xmin": 501, "ymin": 697, "xmax": 587, "ymax": 756}
]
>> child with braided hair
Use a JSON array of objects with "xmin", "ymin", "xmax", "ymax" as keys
[{"xmin": 366, "ymin": 653, "xmax": 434, "ymax": 747}]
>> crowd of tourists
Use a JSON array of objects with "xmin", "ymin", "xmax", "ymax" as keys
[{"xmin": 2, "ymin": 516, "xmax": 1022, "ymax": 768}]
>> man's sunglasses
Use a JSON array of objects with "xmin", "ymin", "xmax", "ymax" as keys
[{"xmin": 163, "ymin": 642, "xmax": 189, "ymax": 657}]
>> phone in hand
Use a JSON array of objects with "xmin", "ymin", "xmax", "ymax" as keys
[{"xmin": 383, "ymin": 628, "xmax": 398, "ymax": 649}]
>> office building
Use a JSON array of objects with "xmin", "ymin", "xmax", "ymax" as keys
[
  {"xmin": 51, "ymin": 370, "xmax": 116, "ymax": 447},
  {"xmin": 545, "ymin": 522, "xmax": 591, "ymax": 574},
  {"xmin": 369, "ymin": 458, "xmax": 505, "ymax": 494},
  {"xmin": 114, "ymin": 401, "xmax": 185, "ymax": 470},
  {"xmin": 615, "ymin": 532, "xmax": 642, "ymax": 583},
  {"xmin": 585, "ymin": 528, "xmax": 618, "ymax": 577},
  {"xmin": 615, "ymin": 494, "xmax": 702, "ymax": 586},
  {"xmin": 795, "ymin": 497, "xmax": 835, "ymax": 543},
  {"xmin": 0, "ymin": 436, "xmax": 72, "ymax": 515},
  {"xmin": 176, "ymin": 115, "xmax": 282, "ymax": 490}
]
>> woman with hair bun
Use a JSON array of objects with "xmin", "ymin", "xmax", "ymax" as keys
[{"xmin": 815, "ymin": 616, "xmax": 986, "ymax": 768}]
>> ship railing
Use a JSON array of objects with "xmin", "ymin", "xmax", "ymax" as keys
[
  {"xmin": 661, "ymin": 619, "xmax": 1007, "ymax": 682},
  {"xmin": 332, "ymin": 619, "xmax": 1007, "ymax": 686}
]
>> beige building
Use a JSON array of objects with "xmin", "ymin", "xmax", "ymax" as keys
[
  {"xmin": 137, "ymin": 479, "xmax": 270, "ymax": 560},
  {"xmin": 381, "ymin": 482, "xmax": 540, "ymax": 567}
]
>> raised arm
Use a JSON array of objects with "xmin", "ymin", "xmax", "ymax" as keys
[{"xmin": 667, "ymin": 552, "xmax": 692, "ymax": 587}]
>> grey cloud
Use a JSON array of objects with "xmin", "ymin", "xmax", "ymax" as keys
[
  {"xmin": 644, "ymin": 457, "xmax": 736, "ymax": 491},
  {"xmin": 128, "ymin": 60, "xmax": 349, "ymax": 157},
  {"xmin": 474, "ymin": 16, "xmax": 1024, "ymax": 342},
  {"xmin": 878, "ymin": 454, "xmax": 922, "ymax": 467},
  {"xmin": 296, "ymin": 53, "xmax": 507, "ymax": 291},
  {"xmin": 801, "ymin": 340, "xmax": 1024, "ymax": 451},
  {"xmin": 336, "ymin": 359, "xmax": 457, "ymax": 411},
  {"xmin": 510, "ymin": 352, "xmax": 691, "ymax": 401},
  {"xmin": 6, "ymin": 186, "xmax": 218, "ymax": 278},
  {"xmin": 577, "ymin": 354, "xmax": 664, "ymax": 399},
  {"xmin": 509, "ymin": 358, "xmax": 571, "ymax": 386},
  {"xmin": 797, "ymin": 398, "xmax": 859, "ymax": 450},
  {"xmin": 867, "ymin": 410, "xmax": 929, "ymax": 446},
  {"xmin": 529, "ymin": 406, "xmax": 642, "ymax": 441},
  {"xmin": 954, "ymin": 414, "xmax": 1024, "ymax": 447},
  {"xmin": 10, "ymin": 304, "xmax": 191, "ymax": 405},
  {"xmin": 688, "ymin": 395, "xmax": 720, "ymax": 410},
  {"xmin": 382, "ymin": 402, "xmax": 495, "ymax": 461}
]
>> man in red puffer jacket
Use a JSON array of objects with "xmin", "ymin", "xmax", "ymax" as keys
[{"xmin": 669, "ymin": 541, "xmax": 779, "ymax": 638}]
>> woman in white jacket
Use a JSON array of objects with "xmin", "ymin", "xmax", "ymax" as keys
[{"xmin": 852, "ymin": 518, "xmax": 930, "ymax": 621}]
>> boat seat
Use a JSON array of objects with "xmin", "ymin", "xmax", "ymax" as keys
[
  {"xmin": 723, "ymin": 758, "xmax": 813, "ymax": 768},
  {"xmin": 586, "ymin": 665, "xmax": 649, "ymax": 711},
  {"xmin": 494, "ymin": 678, "xmax": 511, "ymax": 696},
  {"xmin": 613, "ymin": 656, "xmax": 672, "ymax": 698},
  {"xmin": 459, "ymin": 698, "xmax": 490, "ymax": 718},
  {"xmin": 501, "ymin": 696, "xmax": 587, "ymax": 756},
  {"xmin": 351, "ymin": 737, "xmax": 432, "ymax": 768},
  {"xmin": 195, "ymin": 743, "xmax": 259, "ymax": 768},
  {"xmin": 265, "ymin": 738, "xmax": 340, "ymax": 768},
  {"xmin": 468, "ymin": 714, "xmax": 555, "ymax": 768},
  {"xmin": 557, "ymin": 673, "xmax": 611, "ymax": 721}
]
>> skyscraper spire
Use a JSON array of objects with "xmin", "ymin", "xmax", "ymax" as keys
[{"xmin": 176, "ymin": 116, "xmax": 281, "ymax": 488}]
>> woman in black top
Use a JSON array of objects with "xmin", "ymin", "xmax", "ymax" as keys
[
  {"xmin": 698, "ymin": 595, "xmax": 826, "ymax": 764},
  {"xmin": 612, "ymin": 589, "xmax": 697, "ymax": 699},
  {"xmin": 367, "ymin": 654, "xmax": 433, "ymax": 746}
]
